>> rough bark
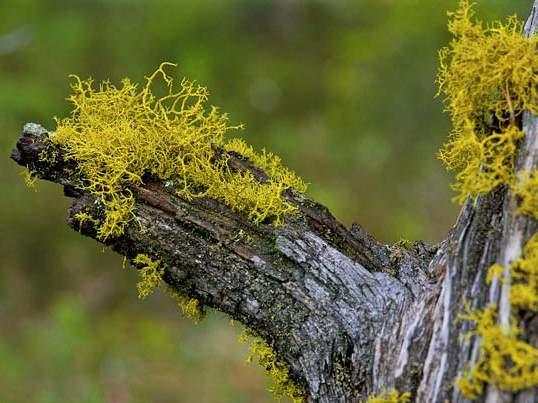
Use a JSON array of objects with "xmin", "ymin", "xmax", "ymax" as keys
[{"xmin": 9, "ymin": 3, "xmax": 538, "ymax": 402}]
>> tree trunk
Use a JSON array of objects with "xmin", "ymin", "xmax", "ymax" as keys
[{"xmin": 10, "ymin": 3, "xmax": 538, "ymax": 402}]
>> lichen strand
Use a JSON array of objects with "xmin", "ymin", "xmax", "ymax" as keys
[
  {"xmin": 20, "ymin": 170, "xmax": 37, "ymax": 190},
  {"xmin": 165, "ymin": 287, "xmax": 204, "ymax": 324},
  {"xmin": 458, "ymin": 235, "xmax": 538, "ymax": 399},
  {"xmin": 437, "ymin": 0, "xmax": 538, "ymax": 203},
  {"xmin": 239, "ymin": 330, "xmax": 304, "ymax": 403},
  {"xmin": 456, "ymin": 306, "xmax": 538, "ymax": 399},
  {"xmin": 134, "ymin": 253, "xmax": 163, "ymax": 300},
  {"xmin": 365, "ymin": 389, "xmax": 411, "ymax": 403},
  {"xmin": 52, "ymin": 63, "xmax": 306, "ymax": 240}
]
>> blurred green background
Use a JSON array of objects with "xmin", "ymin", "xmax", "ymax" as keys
[{"xmin": 0, "ymin": 0, "xmax": 531, "ymax": 402}]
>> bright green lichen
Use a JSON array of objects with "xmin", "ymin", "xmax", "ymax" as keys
[
  {"xmin": 365, "ymin": 389, "xmax": 411, "ymax": 403},
  {"xmin": 134, "ymin": 253, "xmax": 163, "ymax": 300},
  {"xmin": 436, "ymin": 0, "xmax": 538, "ymax": 203},
  {"xmin": 51, "ymin": 62, "xmax": 306, "ymax": 240},
  {"xmin": 239, "ymin": 329, "xmax": 304, "ymax": 403}
]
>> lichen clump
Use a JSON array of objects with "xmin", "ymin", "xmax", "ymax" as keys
[
  {"xmin": 458, "ymin": 235, "xmax": 538, "ymax": 398},
  {"xmin": 239, "ymin": 330, "xmax": 304, "ymax": 403},
  {"xmin": 133, "ymin": 254, "xmax": 203, "ymax": 323},
  {"xmin": 436, "ymin": 0, "xmax": 538, "ymax": 203},
  {"xmin": 437, "ymin": 1, "xmax": 538, "ymax": 399},
  {"xmin": 365, "ymin": 389, "xmax": 411, "ymax": 403},
  {"xmin": 456, "ymin": 304, "xmax": 538, "ymax": 399},
  {"xmin": 52, "ymin": 62, "xmax": 306, "ymax": 240},
  {"xmin": 134, "ymin": 253, "xmax": 164, "ymax": 300}
]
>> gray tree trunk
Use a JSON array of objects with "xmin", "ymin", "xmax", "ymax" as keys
[{"xmin": 10, "ymin": 3, "xmax": 538, "ymax": 402}]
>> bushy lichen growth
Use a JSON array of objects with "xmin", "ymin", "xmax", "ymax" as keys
[
  {"xmin": 134, "ymin": 253, "xmax": 163, "ymax": 300},
  {"xmin": 456, "ymin": 305, "xmax": 538, "ymax": 399},
  {"xmin": 365, "ymin": 389, "xmax": 411, "ymax": 403},
  {"xmin": 437, "ymin": 1, "xmax": 538, "ymax": 399},
  {"xmin": 436, "ymin": 0, "xmax": 538, "ymax": 203},
  {"xmin": 239, "ymin": 330, "xmax": 304, "ymax": 403},
  {"xmin": 224, "ymin": 138, "xmax": 308, "ymax": 193},
  {"xmin": 51, "ymin": 62, "xmax": 306, "ymax": 240}
]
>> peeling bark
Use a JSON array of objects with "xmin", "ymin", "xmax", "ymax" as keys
[{"xmin": 9, "ymin": 3, "xmax": 538, "ymax": 401}]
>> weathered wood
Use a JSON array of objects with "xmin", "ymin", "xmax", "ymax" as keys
[
  {"xmin": 9, "ymin": 3, "xmax": 538, "ymax": 401},
  {"xmin": 11, "ymin": 123, "xmax": 435, "ymax": 402}
]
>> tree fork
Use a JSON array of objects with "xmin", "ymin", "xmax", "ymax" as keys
[{"xmin": 9, "ymin": 3, "xmax": 538, "ymax": 401}]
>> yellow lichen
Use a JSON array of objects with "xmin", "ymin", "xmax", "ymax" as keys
[
  {"xmin": 224, "ymin": 138, "xmax": 307, "ymax": 193},
  {"xmin": 457, "ymin": 235, "xmax": 538, "ymax": 399},
  {"xmin": 239, "ymin": 329, "xmax": 304, "ymax": 403},
  {"xmin": 51, "ymin": 63, "xmax": 306, "ymax": 240},
  {"xmin": 439, "ymin": 124, "xmax": 523, "ymax": 203},
  {"xmin": 436, "ymin": 0, "xmax": 537, "ymax": 203},
  {"xmin": 485, "ymin": 264, "xmax": 504, "ymax": 285},
  {"xmin": 438, "ymin": 5, "xmax": 538, "ymax": 395},
  {"xmin": 134, "ymin": 253, "xmax": 163, "ymax": 299},
  {"xmin": 510, "ymin": 234, "xmax": 538, "ymax": 311},
  {"xmin": 72, "ymin": 211, "xmax": 99, "ymax": 232},
  {"xmin": 515, "ymin": 170, "xmax": 538, "ymax": 221},
  {"xmin": 456, "ymin": 305, "xmax": 538, "ymax": 399},
  {"xmin": 365, "ymin": 389, "xmax": 411, "ymax": 403},
  {"xmin": 166, "ymin": 287, "xmax": 204, "ymax": 324},
  {"xmin": 20, "ymin": 170, "xmax": 37, "ymax": 190}
]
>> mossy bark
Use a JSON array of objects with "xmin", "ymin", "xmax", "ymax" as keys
[{"xmin": 9, "ymin": 3, "xmax": 538, "ymax": 402}]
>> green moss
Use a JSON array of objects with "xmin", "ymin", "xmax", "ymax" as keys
[
  {"xmin": 437, "ymin": 0, "xmax": 538, "ymax": 203},
  {"xmin": 365, "ymin": 389, "xmax": 411, "ymax": 403},
  {"xmin": 239, "ymin": 329, "xmax": 304, "ymax": 403},
  {"xmin": 50, "ymin": 63, "xmax": 306, "ymax": 240}
]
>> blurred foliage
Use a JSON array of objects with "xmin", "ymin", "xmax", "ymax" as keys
[{"xmin": 0, "ymin": 0, "xmax": 530, "ymax": 402}]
